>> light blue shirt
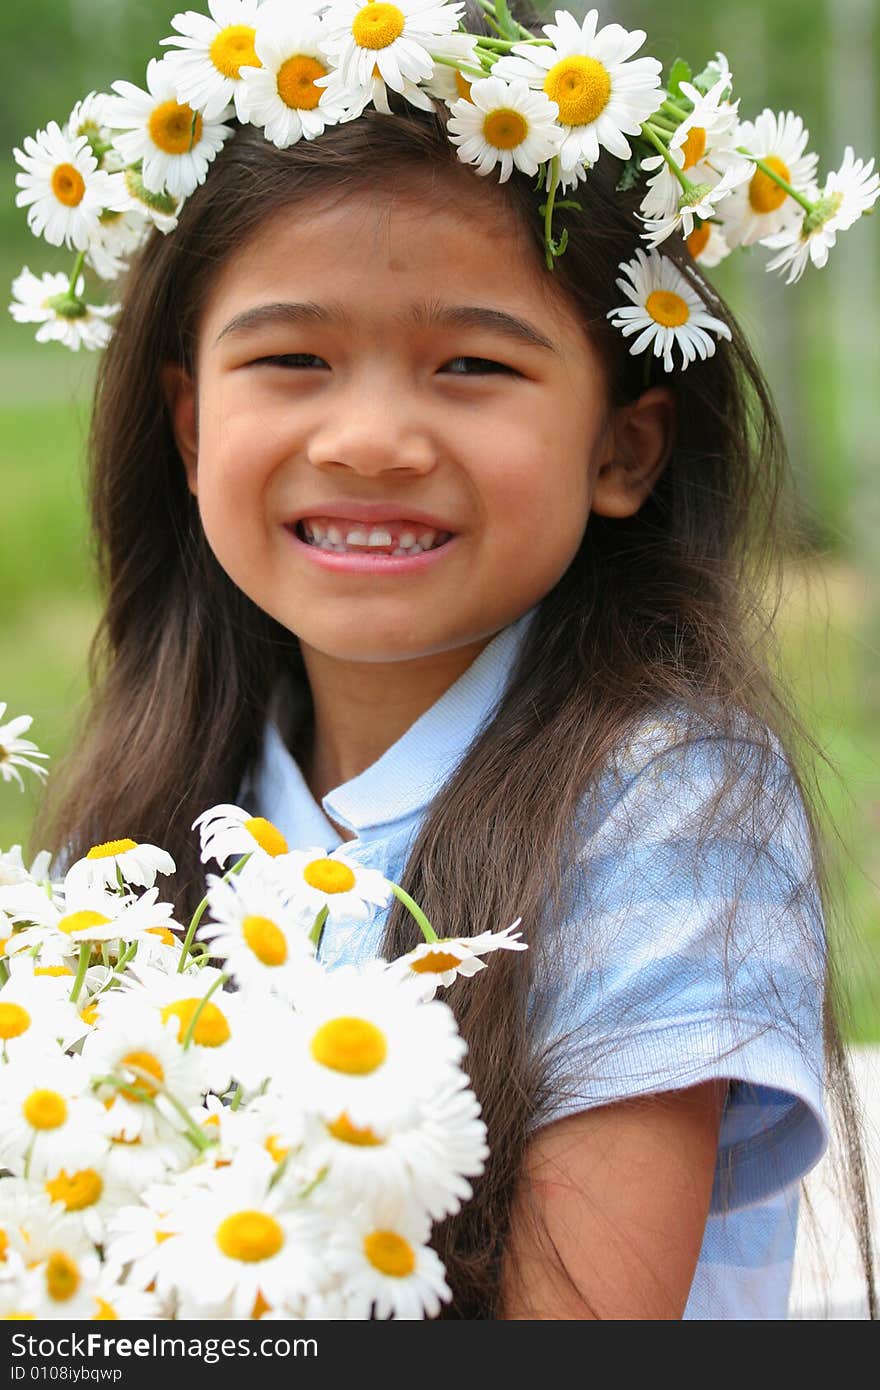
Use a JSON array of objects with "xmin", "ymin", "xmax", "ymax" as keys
[{"xmin": 242, "ymin": 609, "xmax": 828, "ymax": 1320}]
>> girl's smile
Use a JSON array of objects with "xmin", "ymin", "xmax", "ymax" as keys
[{"xmin": 167, "ymin": 175, "xmax": 670, "ymax": 670}]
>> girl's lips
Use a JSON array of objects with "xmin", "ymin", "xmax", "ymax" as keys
[{"xmin": 284, "ymin": 524, "xmax": 460, "ymax": 573}]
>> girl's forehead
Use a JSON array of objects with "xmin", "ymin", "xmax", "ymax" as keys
[{"xmin": 200, "ymin": 185, "xmax": 576, "ymax": 341}]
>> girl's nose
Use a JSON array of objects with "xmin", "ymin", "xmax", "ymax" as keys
[{"xmin": 305, "ymin": 383, "xmax": 438, "ymax": 478}]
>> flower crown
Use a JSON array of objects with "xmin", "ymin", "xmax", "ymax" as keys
[{"xmin": 10, "ymin": 0, "xmax": 879, "ymax": 372}]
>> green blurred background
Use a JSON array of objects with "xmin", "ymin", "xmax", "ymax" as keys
[{"xmin": 1, "ymin": 1, "xmax": 878, "ymax": 1034}]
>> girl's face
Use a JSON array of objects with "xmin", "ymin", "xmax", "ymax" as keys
[{"xmin": 171, "ymin": 179, "xmax": 666, "ymax": 665}]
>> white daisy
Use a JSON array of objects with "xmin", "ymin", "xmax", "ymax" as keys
[
  {"xmin": 29, "ymin": 1250, "xmax": 104, "ymax": 1321},
  {"xmin": 719, "ymin": 109, "xmax": 820, "ymax": 248},
  {"xmin": 119, "ymin": 165, "xmax": 181, "ymax": 233},
  {"xmin": 193, "ymin": 801, "xmax": 290, "ymax": 865},
  {"xmin": 239, "ymin": 12, "xmax": 351, "ymax": 147},
  {"xmin": 276, "ymin": 847, "xmax": 391, "ymax": 929},
  {"xmin": 639, "ymin": 75, "xmax": 741, "ymax": 224},
  {"xmin": 160, "ymin": 0, "xmax": 265, "ymax": 122},
  {"xmin": 607, "ymin": 248, "xmax": 732, "ymax": 374},
  {"xmin": 289, "ymin": 960, "xmax": 466, "ymax": 1129},
  {"xmin": 447, "ymin": 76, "xmax": 562, "ymax": 183},
  {"xmin": 0, "ymin": 876, "xmax": 174, "ymax": 967},
  {"xmin": 13, "ymin": 121, "xmax": 128, "ymax": 251},
  {"xmin": 423, "ymin": 30, "xmax": 482, "ymax": 104},
  {"xmin": 102, "ymin": 1117, "xmax": 194, "ymax": 1193},
  {"xmin": 684, "ymin": 219, "xmax": 730, "ymax": 268},
  {"xmin": 103, "ymin": 1187, "xmax": 187, "ymax": 1295},
  {"xmin": 320, "ymin": 0, "xmax": 463, "ymax": 97},
  {"xmin": 493, "ymin": 7, "xmax": 662, "ymax": 172},
  {"xmin": 328, "ymin": 1195, "xmax": 450, "ymax": 1320},
  {"xmin": 106, "ymin": 57, "xmax": 235, "ymax": 199},
  {"xmin": 8, "ymin": 268, "xmax": 118, "ymax": 352},
  {"xmin": 639, "ymin": 160, "xmax": 749, "ymax": 248},
  {"xmin": 763, "ymin": 146, "xmax": 879, "ymax": 284},
  {"xmin": 0, "ymin": 844, "xmax": 53, "ymax": 890},
  {"xmin": 65, "ymin": 91, "xmax": 113, "ymax": 147},
  {"xmin": 156, "ymin": 1153, "xmax": 326, "ymax": 1317},
  {"xmin": 0, "ymin": 957, "xmax": 82, "ymax": 1058},
  {"xmin": 0, "ymin": 1052, "xmax": 111, "ymax": 1180},
  {"xmin": 63, "ymin": 837, "xmax": 175, "ymax": 895},
  {"xmin": 86, "ymin": 206, "xmax": 152, "ymax": 281},
  {"xmin": 199, "ymin": 869, "xmax": 314, "ymax": 1002},
  {"xmin": 0, "ymin": 702, "xmax": 49, "ymax": 790},
  {"xmin": 80, "ymin": 1002, "xmax": 205, "ymax": 1144},
  {"xmin": 87, "ymin": 1273, "xmax": 163, "ymax": 1321},
  {"xmin": 41, "ymin": 1155, "xmax": 133, "ymax": 1246},
  {"xmin": 389, "ymin": 917, "xmax": 527, "ymax": 999}
]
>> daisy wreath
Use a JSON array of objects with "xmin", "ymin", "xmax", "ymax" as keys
[{"xmin": 9, "ymin": 0, "xmax": 880, "ymax": 373}]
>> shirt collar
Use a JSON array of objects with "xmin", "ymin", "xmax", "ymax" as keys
[{"xmin": 248, "ymin": 606, "xmax": 538, "ymax": 844}]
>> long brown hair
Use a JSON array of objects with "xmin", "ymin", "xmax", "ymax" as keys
[{"xmin": 34, "ymin": 2, "xmax": 875, "ymax": 1318}]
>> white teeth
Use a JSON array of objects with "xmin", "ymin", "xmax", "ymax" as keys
[
  {"xmin": 409, "ymin": 543, "xmax": 424, "ymax": 555},
  {"xmin": 310, "ymin": 522, "xmax": 326, "ymax": 543},
  {"xmin": 417, "ymin": 530, "xmax": 436, "ymax": 550},
  {"xmin": 318, "ymin": 538, "xmax": 334, "ymax": 550},
  {"xmin": 391, "ymin": 546, "xmax": 407, "ymax": 556},
  {"xmin": 367, "ymin": 529, "xmax": 393, "ymax": 547},
  {"xmin": 326, "ymin": 524, "xmax": 343, "ymax": 545},
  {"xmin": 345, "ymin": 528, "xmax": 369, "ymax": 546},
  {"xmin": 399, "ymin": 531, "xmax": 417, "ymax": 549}
]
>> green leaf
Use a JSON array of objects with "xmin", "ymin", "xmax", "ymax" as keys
[
  {"xmin": 666, "ymin": 57, "xmax": 692, "ymax": 102},
  {"xmin": 616, "ymin": 155, "xmax": 643, "ymax": 193},
  {"xmin": 493, "ymin": 0, "xmax": 521, "ymax": 42},
  {"xmin": 692, "ymin": 55, "xmax": 731, "ymax": 97}
]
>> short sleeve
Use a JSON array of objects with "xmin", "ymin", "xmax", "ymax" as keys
[{"xmin": 528, "ymin": 720, "xmax": 829, "ymax": 1213}]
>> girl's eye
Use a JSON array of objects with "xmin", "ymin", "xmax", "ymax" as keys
[
  {"xmin": 254, "ymin": 353, "xmax": 329, "ymax": 369},
  {"xmin": 441, "ymin": 356, "xmax": 515, "ymax": 376}
]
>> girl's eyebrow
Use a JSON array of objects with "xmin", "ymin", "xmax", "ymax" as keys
[{"xmin": 214, "ymin": 299, "xmax": 558, "ymax": 353}]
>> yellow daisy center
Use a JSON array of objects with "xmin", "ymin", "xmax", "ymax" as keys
[
  {"xmin": 0, "ymin": 1230, "xmax": 8, "ymax": 1261},
  {"xmin": 410, "ymin": 947, "xmax": 462, "ymax": 974},
  {"xmin": 680, "ymin": 126, "xmax": 707, "ymax": 171},
  {"xmin": 242, "ymin": 914, "xmax": 288, "ymax": 966},
  {"xmin": 119, "ymin": 1050, "xmax": 164, "ymax": 1101},
  {"xmin": 79, "ymin": 1002, "xmax": 99, "ymax": 1026},
  {"xmin": 34, "ymin": 966, "xmax": 73, "ymax": 978},
  {"xmin": 45, "ymin": 1168, "xmax": 104, "ymax": 1212},
  {"xmin": 310, "ymin": 1016, "xmax": 387, "ymax": 1075},
  {"xmin": 645, "ymin": 289, "xmax": 690, "ymax": 328},
  {"xmin": 57, "ymin": 910, "xmax": 111, "ymax": 937},
  {"xmin": 51, "ymin": 163, "xmax": 86, "ymax": 208},
  {"xmin": 687, "ymin": 222, "xmax": 712, "ymax": 260},
  {"xmin": 244, "ymin": 816, "xmax": 288, "ymax": 856},
  {"xmin": 455, "ymin": 70, "xmax": 473, "ymax": 101},
  {"xmin": 264, "ymin": 1134, "xmax": 289, "ymax": 1164},
  {"xmin": 2, "ymin": 1313, "xmax": 35, "ymax": 1320},
  {"xmin": 216, "ymin": 1211, "xmax": 284, "ymax": 1263},
  {"xmin": 93, "ymin": 1297, "xmax": 118, "ymax": 1320},
  {"xmin": 351, "ymin": 2, "xmax": 406, "ymax": 50},
  {"xmin": 146, "ymin": 925, "xmax": 176, "ymax": 947},
  {"xmin": 303, "ymin": 858, "xmax": 356, "ymax": 894},
  {"xmin": 749, "ymin": 155, "xmax": 791, "ymax": 214},
  {"xmin": 23, "ymin": 1089, "xmax": 68, "ymax": 1130},
  {"xmin": 277, "ymin": 55, "xmax": 327, "ymax": 111},
  {"xmin": 363, "ymin": 1230, "xmax": 416, "ymax": 1278},
  {"xmin": 544, "ymin": 55, "xmax": 611, "ymax": 127},
  {"xmin": 147, "ymin": 101, "xmax": 203, "ymax": 156},
  {"xmin": 483, "ymin": 108, "xmax": 528, "ymax": 150},
  {"xmin": 0, "ymin": 937, "xmax": 8, "ymax": 956},
  {"xmin": 209, "ymin": 24, "xmax": 260, "ymax": 79},
  {"xmin": 46, "ymin": 1251, "xmax": 80, "ymax": 1302},
  {"xmin": 161, "ymin": 998, "xmax": 231, "ymax": 1048},
  {"xmin": 86, "ymin": 838, "xmax": 138, "ymax": 859},
  {"xmin": 327, "ymin": 1111, "xmax": 384, "ymax": 1146},
  {"xmin": 0, "ymin": 1003, "xmax": 31, "ymax": 1040},
  {"xmin": 251, "ymin": 1291, "xmax": 272, "ymax": 1319}
]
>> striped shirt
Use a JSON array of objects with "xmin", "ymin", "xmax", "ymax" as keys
[{"xmin": 243, "ymin": 608, "xmax": 828, "ymax": 1319}]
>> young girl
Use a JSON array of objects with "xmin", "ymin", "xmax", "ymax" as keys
[{"xmin": 31, "ymin": 1, "xmax": 875, "ymax": 1319}]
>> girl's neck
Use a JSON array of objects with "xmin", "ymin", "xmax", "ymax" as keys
[{"xmin": 295, "ymin": 637, "xmax": 493, "ymax": 810}]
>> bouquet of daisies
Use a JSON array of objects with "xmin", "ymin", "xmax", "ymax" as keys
[{"xmin": 0, "ymin": 704, "xmax": 525, "ymax": 1320}]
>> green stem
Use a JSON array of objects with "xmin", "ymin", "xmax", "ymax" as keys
[
  {"xmin": 229, "ymin": 1083, "xmax": 244, "ymax": 1112},
  {"xmin": 543, "ymin": 155, "xmax": 561, "ymax": 270},
  {"xmin": 431, "ymin": 52, "xmax": 486, "ymax": 80},
  {"xmin": 641, "ymin": 123, "xmax": 690, "ymax": 191},
  {"xmin": 181, "ymin": 972, "xmax": 227, "ymax": 1049},
  {"xmin": 737, "ymin": 149, "xmax": 814, "ymax": 214},
  {"xmin": 388, "ymin": 882, "xmax": 438, "ymax": 944},
  {"xmin": 475, "ymin": 0, "xmax": 535, "ymax": 41},
  {"xmin": 661, "ymin": 98, "xmax": 691, "ymax": 121},
  {"xmin": 309, "ymin": 905, "xmax": 328, "ymax": 950},
  {"xmin": 177, "ymin": 853, "xmax": 249, "ymax": 973},
  {"xmin": 69, "ymin": 944, "xmax": 91, "ymax": 1004},
  {"xmin": 68, "ymin": 251, "xmax": 85, "ymax": 295},
  {"xmin": 104, "ymin": 1065, "xmax": 212, "ymax": 1153}
]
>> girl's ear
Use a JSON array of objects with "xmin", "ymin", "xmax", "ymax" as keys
[
  {"xmin": 590, "ymin": 386, "xmax": 676, "ymax": 519},
  {"xmin": 161, "ymin": 363, "xmax": 199, "ymax": 496}
]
